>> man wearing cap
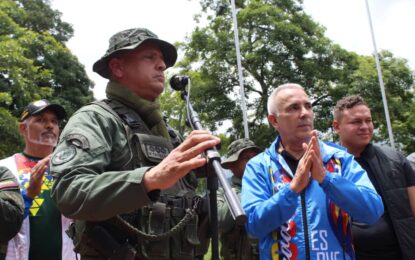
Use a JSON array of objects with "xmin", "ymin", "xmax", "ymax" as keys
[
  {"xmin": 50, "ymin": 28, "xmax": 220, "ymax": 259},
  {"xmin": 0, "ymin": 166, "xmax": 24, "ymax": 260},
  {"xmin": 218, "ymin": 139, "xmax": 261, "ymax": 260},
  {"xmin": 241, "ymin": 84, "xmax": 383, "ymax": 259},
  {"xmin": 0, "ymin": 99, "xmax": 77, "ymax": 259}
]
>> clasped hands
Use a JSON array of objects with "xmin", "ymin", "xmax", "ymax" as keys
[{"xmin": 290, "ymin": 130, "xmax": 326, "ymax": 193}]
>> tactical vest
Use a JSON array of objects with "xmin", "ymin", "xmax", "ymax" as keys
[{"xmin": 68, "ymin": 99, "xmax": 209, "ymax": 260}]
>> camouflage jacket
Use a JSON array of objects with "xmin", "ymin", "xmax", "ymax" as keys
[
  {"xmin": 51, "ymin": 81, "xmax": 208, "ymax": 259},
  {"xmin": 218, "ymin": 176, "xmax": 259, "ymax": 260}
]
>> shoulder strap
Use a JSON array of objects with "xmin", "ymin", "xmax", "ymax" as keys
[
  {"xmin": 94, "ymin": 99, "xmax": 183, "ymax": 145},
  {"xmin": 91, "ymin": 99, "xmax": 148, "ymax": 171},
  {"xmin": 92, "ymin": 99, "xmax": 152, "ymax": 135},
  {"xmin": 162, "ymin": 116, "xmax": 183, "ymax": 148}
]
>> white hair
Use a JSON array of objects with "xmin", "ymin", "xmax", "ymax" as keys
[{"xmin": 267, "ymin": 83, "xmax": 305, "ymax": 115}]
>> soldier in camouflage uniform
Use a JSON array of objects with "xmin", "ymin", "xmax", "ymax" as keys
[
  {"xmin": 0, "ymin": 166, "xmax": 24, "ymax": 260},
  {"xmin": 50, "ymin": 28, "xmax": 220, "ymax": 259},
  {"xmin": 218, "ymin": 139, "xmax": 261, "ymax": 260}
]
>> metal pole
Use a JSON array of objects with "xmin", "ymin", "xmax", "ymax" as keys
[
  {"xmin": 365, "ymin": 0, "xmax": 395, "ymax": 148},
  {"xmin": 230, "ymin": 0, "xmax": 249, "ymax": 139}
]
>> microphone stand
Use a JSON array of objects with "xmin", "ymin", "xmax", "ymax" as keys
[{"xmin": 177, "ymin": 88, "xmax": 246, "ymax": 260}]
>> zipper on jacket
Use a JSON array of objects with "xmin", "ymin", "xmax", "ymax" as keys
[
  {"xmin": 301, "ymin": 191, "xmax": 311, "ymax": 260},
  {"xmin": 342, "ymin": 242, "xmax": 347, "ymax": 260}
]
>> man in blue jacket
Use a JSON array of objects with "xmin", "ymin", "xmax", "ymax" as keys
[{"xmin": 241, "ymin": 83, "xmax": 384, "ymax": 260}]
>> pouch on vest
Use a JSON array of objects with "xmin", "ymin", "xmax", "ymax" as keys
[
  {"xmin": 170, "ymin": 213, "xmax": 198, "ymax": 259},
  {"xmin": 132, "ymin": 133, "xmax": 173, "ymax": 166},
  {"xmin": 138, "ymin": 203, "xmax": 170, "ymax": 259},
  {"xmin": 168, "ymin": 190, "xmax": 200, "ymax": 260}
]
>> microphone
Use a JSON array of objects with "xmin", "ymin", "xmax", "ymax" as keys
[{"xmin": 170, "ymin": 75, "xmax": 189, "ymax": 91}]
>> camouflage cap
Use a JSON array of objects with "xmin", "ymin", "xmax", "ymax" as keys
[
  {"xmin": 221, "ymin": 139, "xmax": 261, "ymax": 169},
  {"xmin": 20, "ymin": 99, "xmax": 66, "ymax": 122},
  {"xmin": 93, "ymin": 28, "xmax": 178, "ymax": 79}
]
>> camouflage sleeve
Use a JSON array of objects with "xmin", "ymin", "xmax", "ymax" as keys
[
  {"xmin": 217, "ymin": 187, "xmax": 236, "ymax": 234},
  {"xmin": 0, "ymin": 166, "xmax": 24, "ymax": 242},
  {"xmin": 50, "ymin": 106, "xmax": 154, "ymax": 221}
]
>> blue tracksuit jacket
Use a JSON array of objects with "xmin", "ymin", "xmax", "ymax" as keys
[{"xmin": 241, "ymin": 137, "xmax": 384, "ymax": 260}]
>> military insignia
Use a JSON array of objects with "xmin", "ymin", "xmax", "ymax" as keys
[
  {"xmin": 145, "ymin": 144, "xmax": 169, "ymax": 160},
  {"xmin": 66, "ymin": 134, "xmax": 90, "ymax": 149},
  {"xmin": 134, "ymin": 133, "xmax": 173, "ymax": 163},
  {"xmin": 52, "ymin": 146, "xmax": 77, "ymax": 165}
]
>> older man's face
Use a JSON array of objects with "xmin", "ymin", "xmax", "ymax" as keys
[
  {"xmin": 20, "ymin": 110, "xmax": 60, "ymax": 147},
  {"xmin": 271, "ymin": 88, "xmax": 314, "ymax": 144}
]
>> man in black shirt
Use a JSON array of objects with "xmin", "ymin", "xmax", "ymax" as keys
[{"xmin": 333, "ymin": 95, "xmax": 415, "ymax": 260}]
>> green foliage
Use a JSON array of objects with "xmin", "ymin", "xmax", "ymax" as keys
[
  {"xmin": 331, "ymin": 51, "xmax": 415, "ymax": 152},
  {"xmin": 160, "ymin": 84, "xmax": 186, "ymax": 135},
  {"xmin": 0, "ymin": 108, "xmax": 23, "ymax": 158},
  {"xmin": 0, "ymin": 0, "xmax": 94, "ymax": 156},
  {"xmin": 167, "ymin": 0, "xmax": 415, "ymax": 153},
  {"xmin": 174, "ymin": 0, "xmax": 360, "ymax": 147}
]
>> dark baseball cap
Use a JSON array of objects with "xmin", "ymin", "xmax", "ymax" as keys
[
  {"xmin": 20, "ymin": 99, "xmax": 66, "ymax": 122},
  {"xmin": 221, "ymin": 139, "xmax": 261, "ymax": 169},
  {"xmin": 93, "ymin": 28, "xmax": 178, "ymax": 79}
]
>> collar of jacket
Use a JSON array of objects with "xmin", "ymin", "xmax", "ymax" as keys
[
  {"xmin": 360, "ymin": 143, "xmax": 375, "ymax": 158},
  {"xmin": 105, "ymin": 80, "xmax": 164, "ymax": 129},
  {"xmin": 267, "ymin": 136, "xmax": 340, "ymax": 166}
]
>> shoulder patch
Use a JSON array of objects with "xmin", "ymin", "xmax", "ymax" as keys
[
  {"xmin": 52, "ymin": 146, "xmax": 77, "ymax": 165},
  {"xmin": 66, "ymin": 134, "xmax": 90, "ymax": 149}
]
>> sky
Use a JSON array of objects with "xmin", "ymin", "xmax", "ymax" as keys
[{"xmin": 51, "ymin": 0, "xmax": 415, "ymax": 100}]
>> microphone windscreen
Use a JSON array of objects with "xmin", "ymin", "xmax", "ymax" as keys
[{"xmin": 170, "ymin": 75, "xmax": 189, "ymax": 91}]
